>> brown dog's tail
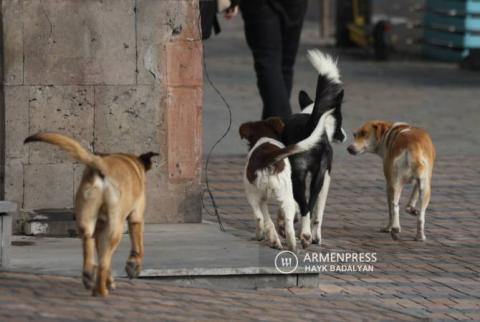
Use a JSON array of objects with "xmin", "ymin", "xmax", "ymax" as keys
[{"xmin": 24, "ymin": 132, "xmax": 108, "ymax": 176}]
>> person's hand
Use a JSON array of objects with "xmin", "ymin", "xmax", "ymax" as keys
[{"xmin": 224, "ymin": 5, "xmax": 238, "ymax": 20}]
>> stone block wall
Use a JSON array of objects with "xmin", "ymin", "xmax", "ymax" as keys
[{"xmin": 1, "ymin": 0, "xmax": 203, "ymax": 232}]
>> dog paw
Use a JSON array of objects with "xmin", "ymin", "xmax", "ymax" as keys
[
  {"xmin": 286, "ymin": 244, "xmax": 297, "ymax": 253},
  {"xmin": 405, "ymin": 206, "xmax": 420, "ymax": 216},
  {"xmin": 125, "ymin": 260, "xmax": 141, "ymax": 279},
  {"xmin": 312, "ymin": 228, "xmax": 321, "ymax": 245},
  {"xmin": 300, "ymin": 233, "xmax": 312, "ymax": 249},
  {"xmin": 107, "ymin": 276, "xmax": 116, "ymax": 291},
  {"xmin": 390, "ymin": 227, "xmax": 401, "ymax": 240},
  {"xmin": 82, "ymin": 269, "xmax": 95, "ymax": 290},
  {"xmin": 92, "ymin": 287, "xmax": 109, "ymax": 297},
  {"xmin": 269, "ymin": 238, "xmax": 283, "ymax": 250},
  {"xmin": 380, "ymin": 226, "xmax": 392, "ymax": 233},
  {"xmin": 415, "ymin": 234, "xmax": 426, "ymax": 242},
  {"xmin": 255, "ymin": 229, "xmax": 265, "ymax": 241}
]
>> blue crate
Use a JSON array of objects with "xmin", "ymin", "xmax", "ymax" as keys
[
  {"xmin": 425, "ymin": 12, "xmax": 480, "ymax": 31},
  {"xmin": 424, "ymin": 29, "xmax": 480, "ymax": 48},
  {"xmin": 426, "ymin": 0, "xmax": 480, "ymax": 15},
  {"xmin": 424, "ymin": 44, "xmax": 470, "ymax": 61}
]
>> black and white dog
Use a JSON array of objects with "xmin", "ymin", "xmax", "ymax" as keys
[{"xmin": 281, "ymin": 50, "xmax": 346, "ymax": 248}]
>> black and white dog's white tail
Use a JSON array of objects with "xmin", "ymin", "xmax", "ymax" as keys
[
  {"xmin": 261, "ymin": 50, "xmax": 344, "ymax": 168},
  {"xmin": 305, "ymin": 50, "xmax": 344, "ymax": 134}
]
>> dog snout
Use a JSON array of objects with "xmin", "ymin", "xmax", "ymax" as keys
[{"xmin": 347, "ymin": 145, "xmax": 357, "ymax": 155}]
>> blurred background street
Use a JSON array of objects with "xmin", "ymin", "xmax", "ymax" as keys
[{"xmin": 203, "ymin": 19, "xmax": 480, "ymax": 157}]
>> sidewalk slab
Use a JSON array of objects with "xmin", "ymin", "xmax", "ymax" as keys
[{"xmin": 6, "ymin": 223, "xmax": 318, "ymax": 289}]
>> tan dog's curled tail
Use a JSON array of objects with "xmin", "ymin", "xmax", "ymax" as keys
[{"xmin": 24, "ymin": 132, "xmax": 108, "ymax": 176}]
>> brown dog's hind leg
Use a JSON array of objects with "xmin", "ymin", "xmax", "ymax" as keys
[
  {"xmin": 107, "ymin": 269, "xmax": 116, "ymax": 291},
  {"xmin": 125, "ymin": 221, "xmax": 144, "ymax": 279},
  {"xmin": 79, "ymin": 226, "xmax": 96, "ymax": 290},
  {"xmin": 94, "ymin": 219, "xmax": 123, "ymax": 297},
  {"xmin": 386, "ymin": 178, "xmax": 403, "ymax": 240},
  {"xmin": 75, "ymin": 180, "xmax": 102, "ymax": 290},
  {"xmin": 405, "ymin": 182, "xmax": 420, "ymax": 216},
  {"xmin": 416, "ymin": 177, "xmax": 431, "ymax": 241},
  {"xmin": 126, "ymin": 201, "xmax": 145, "ymax": 279},
  {"xmin": 77, "ymin": 211, "xmax": 100, "ymax": 290}
]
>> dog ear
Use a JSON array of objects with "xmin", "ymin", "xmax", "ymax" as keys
[
  {"xmin": 265, "ymin": 117, "xmax": 285, "ymax": 137},
  {"xmin": 239, "ymin": 122, "xmax": 252, "ymax": 141},
  {"xmin": 299, "ymin": 90, "xmax": 313, "ymax": 109},
  {"xmin": 138, "ymin": 152, "xmax": 159, "ymax": 171},
  {"xmin": 372, "ymin": 122, "xmax": 389, "ymax": 141}
]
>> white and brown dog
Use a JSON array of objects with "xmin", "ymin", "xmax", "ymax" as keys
[
  {"xmin": 347, "ymin": 121, "xmax": 435, "ymax": 241},
  {"xmin": 240, "ymin": 109, "xmax": 333, "ymax": 251}
]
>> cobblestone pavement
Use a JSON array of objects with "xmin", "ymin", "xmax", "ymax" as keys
[
  {"xmin": 0, "ymin": 271, "xmax": 417, "ymax": 322},
  {"xmin": 203, "ymin": 155, "xmax": 480, "ymax": 321}
]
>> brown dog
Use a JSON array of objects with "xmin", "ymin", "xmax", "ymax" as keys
[
  {"xmin": 24, "ymin": 132, "xmax": 158, "ymax": 296},
  {"xmin": 347, "ymin": 121, "xmax": 435, "ymax": 241}
]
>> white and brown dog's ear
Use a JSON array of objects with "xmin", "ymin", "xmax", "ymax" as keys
[
  {"xmin": 372, "ymin": 122, "xmax": 390, "ymax": 142},
  {"xmin": 239, "ymin": 122, "xmax": 252, "ymax": 141},
  {"xmin": 265, "ymin": 117, "xmax": 285, "ymax": 137}
]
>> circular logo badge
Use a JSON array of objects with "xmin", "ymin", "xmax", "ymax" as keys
[{"xmin": 274, "ymin": 250, "xmax": 299, "ymax": 274}]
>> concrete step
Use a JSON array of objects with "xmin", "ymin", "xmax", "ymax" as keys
[
  {"xmin": 23, "ymin": 209, "xmax": 77, "ymax": 237},
  {"xmin": 8, "ymin": 223, "xmax": 319, "ymax": 290}
]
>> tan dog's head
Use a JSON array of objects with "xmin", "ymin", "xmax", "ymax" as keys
[
  {"xmin": 138, "ymin": 152, "xmax": 160, "ymax": 171},
  {"xmin": 347, "ymin": 120, "xmax": 392, "ymax": 155},
  {"xmin": 239, "ymin": 117, "xmax": 285, "ymax": 150}
]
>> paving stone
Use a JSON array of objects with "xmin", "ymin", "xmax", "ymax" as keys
[
  {"xmin": 23, "ymin": 0, "xmax": 136, "ymax": 85},
  {"xmin": 0, "ymin": 272, "xmax": 418, "ymax": 322}
]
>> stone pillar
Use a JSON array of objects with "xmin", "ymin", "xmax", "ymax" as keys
[{"xmin": 1, "ymin": 0, "xmax": 203, "ymax": 232}]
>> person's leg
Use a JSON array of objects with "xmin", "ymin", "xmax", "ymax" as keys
[
  {"xmin": 240, "ymin": 1, "xmax": 291, "ymax": 119},
  {"xmin": 279, "ymin": 0, "xmax": 308, "ymax": 97}
]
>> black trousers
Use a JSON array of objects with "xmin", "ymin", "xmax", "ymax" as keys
[{"xmin": 241, "ymin": 0, "xmax": 308, "ymax": 119}]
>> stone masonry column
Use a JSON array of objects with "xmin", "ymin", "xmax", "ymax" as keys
[{"xmin": 1, "ymin": 0, "xmax": 203, "ymax": 232}]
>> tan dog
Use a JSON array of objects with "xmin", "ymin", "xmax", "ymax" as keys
[
  {"xmin": 347, "ymin": 121, "xmax": 435, "ymax": 241},
  {"xmin": 24, "ymin": 132, "xmax": 158, "ymax": 296}
]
